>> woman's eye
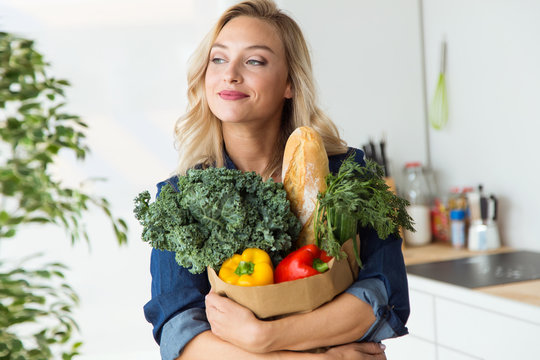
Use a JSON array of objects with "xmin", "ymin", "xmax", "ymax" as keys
[
  {"xmin": 247, "ymin": 59, "xmax": 265, "ymax": 66},
  {"xmin": 211, "ymin": 57, "xmax": 226, "ymax": 64}
]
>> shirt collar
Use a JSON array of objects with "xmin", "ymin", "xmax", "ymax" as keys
[{"xmin": 223, "ymin": 148, "xmax": 238, "ymax": 170}]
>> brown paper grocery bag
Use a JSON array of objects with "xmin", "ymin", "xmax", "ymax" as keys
[{"xmin": 207, "ymin": 236, "xmax": 360, "ymax": 319}]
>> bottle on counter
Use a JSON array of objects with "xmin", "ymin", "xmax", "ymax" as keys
[
  {"xmin": 449, "ymin": 209, "xmax": 466, "ymax": 248},
  {"xmin": 402, "ymin": 162, "xmax": 432, "ymax": 246},
  {"xmin": 448, "ymin": 187, "xmax": 469, "ymax": 211},
  {"xmin": 431, "ymin": 196, "xmax": 450, "ymax": 243}
]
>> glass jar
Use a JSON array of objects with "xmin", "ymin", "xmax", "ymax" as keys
[{"xmin": 402, "ymin": 162, "xmax": 432, "ymax": 246}]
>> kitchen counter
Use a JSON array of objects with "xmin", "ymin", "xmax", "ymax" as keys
[
  {"xmin": 403, "ymin": 242, "xmax": 512, "ymax": 265},
  {"xmin": 402, "ymin": 242, "xmax": 540, "ymax": 307},
  {"xmin": 384, "ymin": 242, "xmax": 540, "ymax": 359}
]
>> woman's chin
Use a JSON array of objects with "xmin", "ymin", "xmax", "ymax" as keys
[{"xmin": 216, "ymin": 114, "xmax": 250, "ymax": 125}]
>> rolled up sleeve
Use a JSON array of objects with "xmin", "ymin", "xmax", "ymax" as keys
[
  {"xmin": 345, "ymin": 227, "xmax": 410, "ymax": 342},
  {"xmin": 143, "ymin": 178, "xmax": 213, "ymax": 359},
  {"xmin": 143, "ymin": 248, "xmax": 211, "ymax": 359},
  {"xmin": 346, "ymin": 278, "xmax": 400, "ymax": 342},
  {"xmin": 159, "ymin": 308, "xmax": 211, "ymax": 360}
]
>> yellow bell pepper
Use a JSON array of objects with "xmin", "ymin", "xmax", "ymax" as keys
[{"xmin": 218, "ymin": 248, "xmax": 274, "ymax": 286}]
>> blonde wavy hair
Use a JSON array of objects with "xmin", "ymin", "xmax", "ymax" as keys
[{"xmin": 174, "ymin": 0, "xmax": 348, "ymax": 179}]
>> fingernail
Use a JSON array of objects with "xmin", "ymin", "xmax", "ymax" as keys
[{"xmin": 379, "ymin": 343, "xmax": 386, "ymax": 351}]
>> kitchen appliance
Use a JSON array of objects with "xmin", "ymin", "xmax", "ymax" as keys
[
  {"xmin": 468, "ymin": 188, "xmax": 500, "ymax": 251},
  {"xmin": 406, "ymin": 251, "xmax": 540, "ymax": 288}
]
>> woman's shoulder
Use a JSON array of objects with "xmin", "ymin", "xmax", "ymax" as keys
[
  {"xmin": 158, "ymin": 148, "xmax": 364, "ymax": 190},
  {"xmin": 328, "ymin": 147, "xmax": 365, "ymax": 175},
  {"xmin": 155, "ymin": 160, "xmax": 218, "ymax": 197},
  {"xmin": 156, "ymin": 175, "xmax": 180, "ymax": 197}
]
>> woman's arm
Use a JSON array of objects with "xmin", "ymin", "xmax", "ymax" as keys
[
  {"xmin": 205, "ymin": 291, "xmax": 375, "ymax": 353},
  {"xmin": 177, "ymin": 330, "xmax": 314, "ymax": 360},
  {"xmin": 264, "ymin": 292, "xmax": 376, "ymax": 351},
  {"xmin": 349, "ymin": 229, "xmax": 410, "ymax": 342},
  {"xmin": 178, "ymin": 330, "xmax": 386, "ymax": 360}
]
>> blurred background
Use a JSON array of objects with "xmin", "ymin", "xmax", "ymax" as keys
[{"xmin": 1, "ymin": 0, "xmax": 539, "ymax": 359}]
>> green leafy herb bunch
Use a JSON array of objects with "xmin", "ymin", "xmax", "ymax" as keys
[{"xmin": 315, "ymin": 155, "xmax": 415, "ymax": 266}]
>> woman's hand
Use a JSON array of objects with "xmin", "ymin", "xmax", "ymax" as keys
[
  {"xmin": 323, "ymin": 343, "xmax": 387, "ymax": 360},
  {"xmin": 205, "ymin": 292, "xmax": 269, "ymax": 353}
]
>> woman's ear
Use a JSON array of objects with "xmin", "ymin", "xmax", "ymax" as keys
[{"xmin": 284, "ymin": 81, "xmax": 293, "ymax": 99}]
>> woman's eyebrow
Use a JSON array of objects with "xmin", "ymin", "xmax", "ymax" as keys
[{"xmin": 211, "ymin": 43, "xmax": 275, "ymax": 54}]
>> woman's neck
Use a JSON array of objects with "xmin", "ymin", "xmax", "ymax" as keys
[{"xmin": 222, "ymin": 122, "xmax": 281, "ymax": 181}]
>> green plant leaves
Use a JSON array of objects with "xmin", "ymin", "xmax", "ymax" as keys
[
  {"xmin": 0, "ymin": 31, "xmax": 127, "ymax": 246},
  {"xmin": 0, "ymin": 31, "xmax": 129, "ymax": 359},
  {"xmin": 0, "ymin": 256, "xmax": 81, "ymax": 359}
]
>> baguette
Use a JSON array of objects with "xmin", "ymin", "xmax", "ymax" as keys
[{"xmin": 282, "ymin": 126, "xmax": 329, "ymax": 248}]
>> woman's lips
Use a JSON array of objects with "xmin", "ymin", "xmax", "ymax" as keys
[{"xmin": 218, "ymin": 90, "xmax": 249, "ymax": 100}]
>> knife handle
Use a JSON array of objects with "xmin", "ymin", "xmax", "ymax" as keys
[{"xmin": 489, "ymin": 194, "xmax": 498, "ymax": 221}]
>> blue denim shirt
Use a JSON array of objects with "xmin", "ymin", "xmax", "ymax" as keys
[{"xmin": 143, "ymin": 148, "xmax": 410, "ymax": 360}]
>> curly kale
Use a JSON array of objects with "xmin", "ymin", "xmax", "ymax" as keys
[{"xmin": 134, "ymin": 167, "xmax": 301, "ymax": 274}]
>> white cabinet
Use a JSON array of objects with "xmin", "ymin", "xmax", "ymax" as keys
[
  {"xmin": 406, "ymin": 289, "xmax": 436, "ymax": 342},
  {"xmin": 437, "ymin": 347, "xmax": 479, "ymax": 360},
  {"xmin": 384, "ymin": 275, "xmax": 540, "ymax": 360},
  {"xmin": 384, "ymin": 335, "xmax": 436, "ymax": 360},
  {"xmin": 436, "ymin": 297, "xmax": 540, "ymax": 360}
]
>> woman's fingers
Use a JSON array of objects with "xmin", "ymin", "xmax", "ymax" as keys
[
  {"xmin": 325, "ymin": 342, "xmax": 387, "ymax": 360},
  {"xmin": 353, "ymin": 342, "xmax": 386, "ymax": 355},
  {"xmin": 205, "ymin": 292, "xmax": 230, "ymax": 313},
  {"xmin": 205, "ymin": 292, "xmax": 267, "ymax": 353},
  {"xmin": 205, "ymin": 292, "xmax": 234, "ymax": 330}
]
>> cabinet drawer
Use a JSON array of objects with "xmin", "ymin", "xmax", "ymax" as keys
[
  {"xmin": 435, "ymin": 298, "xmax": 540, "ymax": 359},
  {"xmin": 438, "ymin": 346, "xmax": 480, "ymax": 360},
  {"xmin": 407, "ymin": 289, "xmax": 436, "ymax": 341},
  {"xmin": 384, "ymin": 335, "xmax": 436, "ymax": 360}
]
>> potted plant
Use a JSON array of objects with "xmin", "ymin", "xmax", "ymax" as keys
[{"xmin": 0, "ymin": 31, "xmax": 128, "ymax": 359}]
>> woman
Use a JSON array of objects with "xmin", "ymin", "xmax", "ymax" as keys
[{"xmin": 144, "ymin": 1, "xmax": 409, "ymax": 359}]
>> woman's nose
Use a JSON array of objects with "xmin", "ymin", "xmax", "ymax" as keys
[{"xmin": 223, "ymin": 61, "xmax": 242, "ymax": 84}]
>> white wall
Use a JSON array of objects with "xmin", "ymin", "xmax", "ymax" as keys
[
  {"xmin": 278, "ymin": 0, "xmax": 427, "ymax": 176},
  {"xmin": 422, "ymin": 0, "xmax": 540, "ymax": 251}
]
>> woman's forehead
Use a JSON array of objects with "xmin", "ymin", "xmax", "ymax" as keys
[{"xmin": 214, "ymin": 16, "xmax": 285, "ymax": 55}]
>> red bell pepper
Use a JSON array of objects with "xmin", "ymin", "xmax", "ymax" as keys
[{"xmin": 274, "ymin": 244, "xmax": 333, "ymax": 283}]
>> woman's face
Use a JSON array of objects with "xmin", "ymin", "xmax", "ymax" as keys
[{"xmin": 205, "ymin": 16, "xmax": 292, "ymax": 127}]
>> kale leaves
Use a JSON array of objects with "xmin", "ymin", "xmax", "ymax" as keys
[{"xmin": 134, "ymin": 167, "xmax": 301, "ymax": 274}]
